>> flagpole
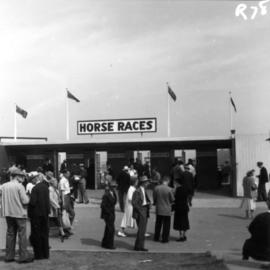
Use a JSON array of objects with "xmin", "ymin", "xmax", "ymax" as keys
[
  {"xmin": 167, "ymin": 82, "xmax": 170, "ymax": 137},
  {"xmin": 66, "ymin": 88, "xmax": 70, "ymax": 141},
  {"xmin": 14, "ymin": 103, "xmax": 17, "ymax": 141},
  {"xmin": 229, "ymin": 91, "xmax": 233, "ymax": 132}
]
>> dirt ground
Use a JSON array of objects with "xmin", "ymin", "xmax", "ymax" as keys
[{"xmin": 0, "ymin": 251, "xmax": 228, "ymax": 270}]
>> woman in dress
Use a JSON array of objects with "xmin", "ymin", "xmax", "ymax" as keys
[
  {"xmin": 117, "ymin": 177, "xmax": 138, "ymax": 237},
  {"xmin": 173, "ymin": 178, "xmax": 190, "ymax": 242},
  {"xmin": 242, "ymin": 170, "xmax": 257, "ymax": 219},
  {"xmin": 48, "ymin": 177, "xmax": 66, "ymax": 241}
]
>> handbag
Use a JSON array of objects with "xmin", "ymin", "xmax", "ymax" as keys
[{"xmin": 62, "ymin": 210, "xmax": 71, "ymax": 229}]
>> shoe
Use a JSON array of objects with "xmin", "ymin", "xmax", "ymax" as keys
[
  {"xmin": 85, "ymin": 201, "xmax": 89, "ymax": 204},
  {"xmin": 161, "ymin": 240, "xmax": 169, "ymax": 243},
  {"xmin": 153, "ymin": 238, "xmax": 159, "ymax": 242},
  {"xmin": 144, "ymin": 233, "xmax": 150, "ymax": 237},
  {"xmin": 102, "ymin": 245, "xmax": 116, "ymax": 250},
  {"xmin": 65, "ymin": 231, "xmax": 74, "ymax": 236},
  {"xmin": 117, "ymin": 231, "xmax": 127, "ymax": 237},
  {"xmin": 134, "ymin": 247, "xmax": 148, "ymax": 251},
  {"xmin": 17, "ymin": 257, "xmax": 34, "ymax": 264},
  {"xmin": 176, "ymin": 237, "xmax": 185, "ymax": 242},
  {"xmin": 183, "ymin": 236, "xmax": 187, "ymax": 241},
  {"xmin": 4, "ymin": 259, "xmax": 15, "ymax": 263}
]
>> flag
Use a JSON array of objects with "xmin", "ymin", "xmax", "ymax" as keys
[
  {"xmin": 16, "ymin": 105, "xmax": 28, "ymax": 118},
  {"xmin": 230, "ymin": 97, "xmax": 237, "ymax": 112},
  {"xmin": 168, "ymin": 85, "xmax": 176, "ymax": 101},
  {"xmin": 67, "ymin": 90, "xmax": 80, "ymax": 102}
]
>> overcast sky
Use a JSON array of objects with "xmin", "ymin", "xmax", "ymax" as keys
[{"xmin": 0, "ymin": 0, "xmax": 269, "ymax": 142}]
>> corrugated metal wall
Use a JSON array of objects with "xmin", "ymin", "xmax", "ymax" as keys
[{"xmin": 236, "ymin": 134, "xmax": 270, "ymax": 196}]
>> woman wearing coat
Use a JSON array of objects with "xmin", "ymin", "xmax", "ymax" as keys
[
  {"xmin": 241, "ymin": 170, "xmax": 257, "ymax": 219},
  {"xmin": 173, "ymin": 178, "xmax": 190, "ymax": 242}
]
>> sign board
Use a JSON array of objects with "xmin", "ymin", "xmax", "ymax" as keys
[
  {"xmin": 108, "ymin": 153, "xmax": 125, "ymax": 159},
  {"xmin": 77, "ymin": 118, "xmax": 157, "ymax": 135},
  {"xmin": 26, "ymin": 155, "xmax": 45, "ymax": 160},
  {"xmin": 67, "ymin": 154, "xmax": 84, "ymax": 159},
  {"xmin": 151, "ymin": 152, "xmax": 170, "ymax": 158}
]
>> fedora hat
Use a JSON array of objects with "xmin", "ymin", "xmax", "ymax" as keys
[
  {"xmin": 140, "ymin": 175, "xmax": 150, "ymax": 183},
  {"xmin": 9, "ymin": 167, "xmax": 26, "ymax": 177}
]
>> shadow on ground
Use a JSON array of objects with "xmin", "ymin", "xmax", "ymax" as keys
[{"xmin": 0, "ymin": 251, "xmax": 228, "ymax": 270}]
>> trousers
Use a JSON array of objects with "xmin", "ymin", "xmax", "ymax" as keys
[{"xmin": 5, "ymin": 217, "xmax": 30, "ymax": 261}]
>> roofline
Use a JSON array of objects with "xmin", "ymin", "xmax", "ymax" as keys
[{"xmin": 1, "ymin": 136, "xmax": 231, "ymax": 147}]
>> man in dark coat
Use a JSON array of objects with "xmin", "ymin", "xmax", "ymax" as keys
[
  {"xmin": 256, "ymin": 161, "xmax": 268, "ymax": 202},
  {"xmin": 242, "ymin": 194, "xmax": 270, "ymax": 261},
  {"xmin": 42, "ymin": 158, "xmax": 54, "ymax": 174},
  {"xmin": 182, "ymin": 165, "xmax": 195, "ymax": 206},
  {"xmin": 28, "ymin": 175, "xmax": 50, "ymax": 260},
  {"xmin": 116, "ymin": 166, "xmax": 130, "ymax": 212},
  {"xmin": 100, "ymin": 182, "xmax": 117, "ymax": 249},
  {"xmin": 132, "ymin": 176, "xmax": 151, "ymax": 251}
]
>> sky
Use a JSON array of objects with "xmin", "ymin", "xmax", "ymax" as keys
[{"xmin": 0, "ymin": 0, "xmax": 270, "ymax": 142}]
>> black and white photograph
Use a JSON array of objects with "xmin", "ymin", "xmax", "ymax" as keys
[{"xmin": 1, "ymin": 0, "xmax": 270, "ymax": 269}]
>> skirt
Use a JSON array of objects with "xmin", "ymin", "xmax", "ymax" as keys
[
  {"xmin": 241, "ymin": 198, "xmax": 256, "ymax": 211},
  {"xmin": 173, "ymin": 210, "xmax": 190, "ymax": 231}
]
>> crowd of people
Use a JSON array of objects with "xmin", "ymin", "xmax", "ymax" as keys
[
  {"xmin": 3, "ymin": 156, "xmax": 270, "ymax": 263},
  {"xmin": 100, "ymin": 158, "xmax": 196, "ymax": 251},
  {"xmin": 0, "ymin": 159, "xmax": 89, "ymax": 263}
]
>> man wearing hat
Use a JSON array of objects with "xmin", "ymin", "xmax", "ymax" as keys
[
  {"xmin": 28, "ymin": 172, "xmax": 50, "ymax": 260},
  {"xmin": 116, "ymin": 166, "xmax": 131, "ymax": 212},
  {"xmin": 0, "ymin": 167, "xmax": 34, "ymax": 263},
  {"xmin": 256, "ymin": 161, "xmax": 268, "ymax": 202},
  {"xmin": 132, "ymin": 175, "xmax": 151, "ymax": 251}
]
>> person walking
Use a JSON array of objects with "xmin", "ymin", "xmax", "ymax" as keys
[
  {"xmin": 116, "ymin": 166, "xmax": 131, "ymax": 212},
  {"xmin": 132, "ymin": 176, "xmax": 151, "ymax": 251},
  {"xmin": 256, "ymin": 161, "xmax": 268, "ymax": 202},
  {"xmin": 101, "ymin": 181, "xmax": 117, "ymax": 249},
  {"xmin": 28, "ymin": 174, "xmax": 50, "ymax": 260},
  {"xmin": 241, "ymin": 170, "xmax": 257, "ymax": 219},
  {"xmin": 0, "ymin": 167, "xmax": 34, "ymax": 263},
  {"xmin": 153, "ymin": 176, "xmax": 174, "ymax": 243},
  {"xmin": 173, "ymin": 178, "xmax": 191, "ymax": 242},
  {"xmin": 59, "ymin": 170, "xmax": 75, "ymax": 235},
  {"xmin": 118, "ymin": 177, "xmax": 138, "ymax": 237}
]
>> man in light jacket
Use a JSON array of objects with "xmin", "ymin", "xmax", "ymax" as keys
[
  {"xmin": 0, "ymin": 167, "xmax": 33, "ymax": 263},
  {"xmin": 153, "ymin": 176, "xmax": 174, "ymax": 243}
]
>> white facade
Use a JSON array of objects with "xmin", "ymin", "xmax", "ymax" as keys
[{"xmin": 236, "ymin": 133, "xmax": 270, "ymax": 196}]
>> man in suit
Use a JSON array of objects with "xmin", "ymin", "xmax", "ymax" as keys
[
  {"xmin": 132, "ymin": 176, "xmax": 151, "ymax": 251},
  {"xmin": 100, "ymin": 181, "xmax": 117, "ymax": 249},
  {"xmin": 116, "ymin": 166, "xmax": 131, "ymax": 212},
  {"xmin": 153, "ymin": 176, "xmax": 174, "ymax": 243},
  {"xmin": 28, "ymin": 174, "xmax": 50, "ymax": 260},
  {"xmin": 243, "ymin": 193, "xmax": 270, "ymax": 261},
  {"xmin": 257, "ymin": 161, "xmax": 268, "ymax": 202}
]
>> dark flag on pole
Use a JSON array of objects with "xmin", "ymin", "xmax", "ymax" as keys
[
  {"xmin": 16, "ymin": 105, "xmax": 28, "ymax": 118},
  {"xmin": 230, "ymin": 97, "xmax": 237, "ymax": 112},
  {"xmin": 168, "ymin": 84, "xmax": 176, "ymax": 102},
  {"xmin": 67, "ymin": 89, "xmax": 80, "ymax": 102}
]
